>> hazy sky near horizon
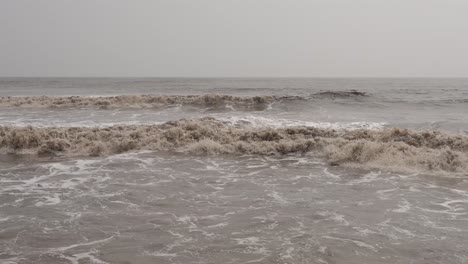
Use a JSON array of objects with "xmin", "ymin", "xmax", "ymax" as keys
[{"xmin": 1, "ymin": 0, "xmax": 468, "ymax": 77}]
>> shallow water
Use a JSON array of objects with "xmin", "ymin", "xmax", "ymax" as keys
[
  {"xmin": 1, "ymin": 78, "xmax": 468, "ymax": 263},
  {"xmin": 1, "ymin": 153, "xmax": 468, "ymax": 264}
]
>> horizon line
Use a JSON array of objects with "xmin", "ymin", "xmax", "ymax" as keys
[{"xmin": 1, "ymin": 76, "xmax": 468, "ymax": 79}]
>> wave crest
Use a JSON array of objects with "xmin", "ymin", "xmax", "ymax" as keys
[
  {"xmin": 1, "ymin": 118, "xmax": 467, "ymax": 173},
  {"xmin": 0, "ymin": 91, "xmax": 368, "ymax": 109},
  {"xmin": 0, "ymin": 95, "xmax": 287, "ymax": 109}
]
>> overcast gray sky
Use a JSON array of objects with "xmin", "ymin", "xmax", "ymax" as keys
[{"xmin": 1, "ymin": 0, "xmax": 467, "ymax": 77}]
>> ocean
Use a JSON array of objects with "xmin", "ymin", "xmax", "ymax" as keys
[{"xmin": 1, "ymin": 78, "xmax": 468, "ymax": 264}]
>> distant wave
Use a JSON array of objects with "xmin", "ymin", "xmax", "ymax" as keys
[
  {"xmin": 0, "ymin": 94, "xmax": 297, "ymax": 109},
  {"xmin": 1, "ymin": 117, "xmax": 467, "ymax": 174},
  {"xmin": 0, "ymin": 91, "xmax": 368, "ymax": 109},
  {"xmin": 312, "ymin": 90, "xmax": 369, "ymax": 98}
]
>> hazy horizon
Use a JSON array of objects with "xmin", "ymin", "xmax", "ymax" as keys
[
  {"xmin": 2, "ymin": 0, "xmax": 468, "ymax": 77},
  {"xmin": 2, "ymin": 3, "xmax": 468, "ymax": 262},
  {"xmin": 2, "ymin": 76, "xmax": 468, "ymax": 79}
]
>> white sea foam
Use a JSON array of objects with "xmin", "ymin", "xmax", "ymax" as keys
[
  {"xmin": 392, "ymin": 199, "xmax": 412, "ymax": 213},
  {"xmin": 219, "ymin": 115, "xmax": 387, "ymax": 130}
]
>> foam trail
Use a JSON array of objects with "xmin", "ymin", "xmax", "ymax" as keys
[{"xmin": 219, "ymin": 115, "xmax": 387, "ymax": 130}]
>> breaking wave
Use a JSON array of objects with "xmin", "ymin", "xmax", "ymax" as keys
[
  {"xmin": 0, "ymin": 91, "xmax": 367, "ymax": 109},
  {"xmin": 0, "ymin": 94, "xmax": 300, "ymax": 109},
  {"xmin": 1, "ymin": 117, "xmax": 468, "ymax": 173}
]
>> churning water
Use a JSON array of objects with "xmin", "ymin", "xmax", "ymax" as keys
[{"xmin": 1, "ymin": 78, "xmax": 468, "ymax": 264}]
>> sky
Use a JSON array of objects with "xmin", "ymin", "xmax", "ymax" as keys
[{"xmin": 1, "ymin": 0, "xmax": 467, "ymax": 77}]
